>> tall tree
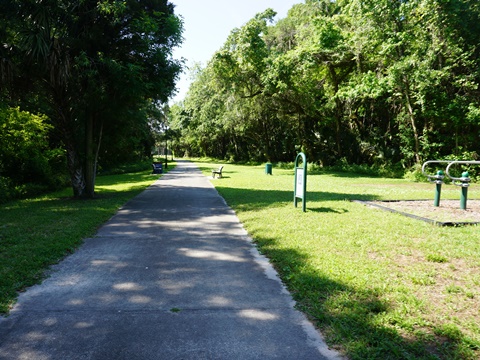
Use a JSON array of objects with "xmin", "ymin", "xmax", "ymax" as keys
[
  {"xmin": 1, "ymin": 0, "xmax": 183, "ymax": 197},
  {"xmin": 173, "ymin": 0, "xmax": 480, "ymax": 168}
]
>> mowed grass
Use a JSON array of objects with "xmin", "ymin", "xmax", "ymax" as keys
[
  {"xmin": 0, "ymin": 166, "xmax": 173, "ymax": 314},
  {"xmin": 197, "ymin": 160, "xmax": 480, "ymax": 360}
]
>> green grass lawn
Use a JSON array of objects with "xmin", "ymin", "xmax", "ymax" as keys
[
  {"xmin": 1, "ymin": 159, "xmax": 478, "ymax": 359},
  {"xmin": 0, "ymin": 166, "xmax": 172, "ymax": 314},
  {"xmin": 197, "ymin": 160, "xmax": 480, "ymax": 360}
]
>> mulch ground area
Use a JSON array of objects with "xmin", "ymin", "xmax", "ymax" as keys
[{"xmin": 360, "ymin": 199, "xmax": 480, "ymax": 225}]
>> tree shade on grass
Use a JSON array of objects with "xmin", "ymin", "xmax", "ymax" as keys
[
  {"xmin": 197, "ymin": 160, "xmax": 480, "ymax": 360},
  {"xmin": 0, "ymin": 166, "xmax": 173, "ymax": 314}
]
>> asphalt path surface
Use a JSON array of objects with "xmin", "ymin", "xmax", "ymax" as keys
[{"xmin": 0, "ymin": 161, "xmax": 343, "ymax": 360}]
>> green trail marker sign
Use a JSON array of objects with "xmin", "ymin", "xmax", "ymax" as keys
[{"xmin": 294, "ymin": 152, "xmax": 307, "ymax": 212}]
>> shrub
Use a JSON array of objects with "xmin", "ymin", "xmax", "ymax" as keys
[{"xmin": 0, "ymin": 107, "xmax": 68, "ymax": 202}]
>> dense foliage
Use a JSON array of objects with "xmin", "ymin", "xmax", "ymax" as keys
[
  {"xmin": 169, "ymin": 0, "xmax": 480, "ymax": 170},
  {"xmin": 0, "ymin": 106, "xmax": 67, "ymax": 201},
  {"xmin": 0, "ymin": 0, "xmax": 183, "ymax": 200}
]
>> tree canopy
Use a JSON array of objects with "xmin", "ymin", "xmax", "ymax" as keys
[
  {"xmin": 1, "ymin": 0, "xmax": 183, "ymax": 199},
  {"xmin": 169, "ymin": 0, "xmax": 480, "ymax": 170}
]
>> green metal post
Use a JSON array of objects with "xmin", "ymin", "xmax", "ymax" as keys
[
  {"xmin": 461, "ymin": 187, "xmax": 468, "ymax": 210},
  {"xmin": 460, "ymin": 171, "xmax": 470, "ymax": 210},
  {"xmin": 434, "ymin": 183, "xmax": 441, "ymax": 207},
  {"xmin": 433, "ymin": 170, "xmax": 444, "ymax": 207}
]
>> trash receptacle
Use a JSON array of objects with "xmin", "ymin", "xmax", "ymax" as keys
[{"xmin": 265, "ymin": 163, "xmax": 272, "ymax": 175}]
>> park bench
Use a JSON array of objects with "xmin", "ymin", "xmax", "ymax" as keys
[
  {"xmin": 152, "ymin": 162, "xmax": 163, "ymax": 174},
  {"xmin": 212, "ymin": 166, "xmax": 224, "ymax": 178}
]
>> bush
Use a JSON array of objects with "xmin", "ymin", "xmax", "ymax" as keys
[
  {"xmin": 0, "ymin": 107, "xmax": 68, "ymax": 203},
  {"xmin": 97, "ymin": 159, "xmax": 153, "ymax": 176},
  {"xmin": 0, "ymin": 176, "xmax": 12, "ymax": 204}
]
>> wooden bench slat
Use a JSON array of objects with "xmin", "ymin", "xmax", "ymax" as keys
[{"xmin": 212, "ymin": 166, "xmax": 223, "ymax": 179}]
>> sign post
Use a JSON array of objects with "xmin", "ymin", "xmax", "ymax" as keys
[{"xmin": 294, "ymin": 152, "xmax": 307, "ymax": 212}]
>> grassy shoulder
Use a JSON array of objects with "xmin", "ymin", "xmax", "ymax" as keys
[
  {"xmin": 0, "ymin": 164, "xmax": 174, "ymax": 314},
  {"xmin": 197, "ymin": 160, "xmax": 480, "ymax": 360}
]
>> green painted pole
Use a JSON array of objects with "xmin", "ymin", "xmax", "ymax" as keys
[
  {"xmin": 461, "ymin": 187, "xmax": 468, "ymax": 210},
  {"xmin": 433, "ymin": 170, "xmax": 443, "ymax": 207},
  {"xmin": 460, "ymin": 171, "xmax": 470, "ymax": 210},
  {"xmin": 434, "ymin": 183, "xmax": 441, "ymax": 207}
]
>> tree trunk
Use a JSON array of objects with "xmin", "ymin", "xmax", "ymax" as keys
[
  {"xmin": 66, "ymin": 142, "xmax": 86, "ymax": 198},
  {"xmin": 57, "ymin": 105, "xmax": 86, "ymax": 198},
  {"xmin": 328, "ymin": 64, "xmax": 343, "ymax": 158},
  {"xmin": 403, "ymin": 81, "xmax": 421, "ymax": 164},
  {"xmin": 93, "ymin": 119, "xmax": 104, "ymax": 186},
  {"xmin": 84, "ymin": 113, "xmax": 95, "ymax": 198}
]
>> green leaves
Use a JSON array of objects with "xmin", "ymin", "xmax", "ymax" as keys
[
  {"xmin": 173, "ymin": 0, "xmax": 480, "ymax": 169},
  {"xmin": 0, "ymin": 107, "xmax": 61, "ymax": 199},
  {"xmin": 1, "ymin": 0, "xmax": 184, "ymax": 198},
  {"xmin": 97, "ymin": 0, "xmax": 127, "ymax": 17}
]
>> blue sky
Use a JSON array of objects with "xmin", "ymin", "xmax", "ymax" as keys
[{"xmin": 170, "ymin": 0, "xmax": 302, "ymax": 103}]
